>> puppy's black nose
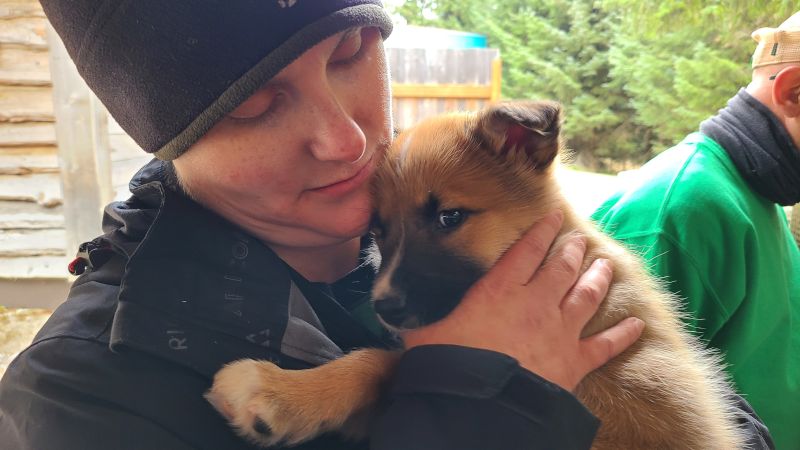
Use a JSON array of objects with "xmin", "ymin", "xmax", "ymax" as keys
[{"xmin": 374, "ymin": 295, "xmax": 409, "ymax": 327}]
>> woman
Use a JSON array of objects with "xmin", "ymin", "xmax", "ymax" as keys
[{"xmin": 0, "ymin": 2, "xmax": 765, "ymax": 449}]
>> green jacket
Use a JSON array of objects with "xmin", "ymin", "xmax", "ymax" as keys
[{"xmin": 592, "ymin": 132, "xmax": 800, "ymax": 450}]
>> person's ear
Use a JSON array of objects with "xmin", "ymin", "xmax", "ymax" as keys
[{"xmin": 772, "ymin": 65, "xmax": 800, "ymax": 118}]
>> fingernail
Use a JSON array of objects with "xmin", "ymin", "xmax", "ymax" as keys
[
  {"xmin": 630, "ymin": 317, "xmax": 645, "ymax": 330},
  {"xmin": 597, "ymin": 258, "xmax": 613, "ymax": 273}
]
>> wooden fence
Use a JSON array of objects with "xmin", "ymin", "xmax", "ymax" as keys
[{"xmin": 387, "ymin": 47, "xmax": 501, "ymax": 131}]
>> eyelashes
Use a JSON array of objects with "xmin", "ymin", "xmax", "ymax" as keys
[
  {"xmin": 227, "ymin": 92, "xmax": 284, "ymax": 123},
  {"xmin": 330, "ymin": 27, "xmax": 374, "ymax": 68}
]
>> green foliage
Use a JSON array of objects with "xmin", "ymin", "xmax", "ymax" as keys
[
  {"xmin": 603, "ymin": 0, "xmax": 793, "ymax": 154},
  {"xmin": 389, "ymin": 0, "xmax": 797, "ymax": 170},
  {"xmin": 608, "ymin": 39, "xmax": 749, "ymax": 152}
]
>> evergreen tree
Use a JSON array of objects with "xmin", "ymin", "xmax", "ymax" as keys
[
  {"xmin": 604, "ymin": 0, "xmax": 795, "ymax": 153},
  {"xmin": 390, "ymin": 0, "xmax": 797, "ymax": 169}
]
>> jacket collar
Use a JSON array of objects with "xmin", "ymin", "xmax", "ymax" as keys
[{"xmin": 106, "ymin": 160, "xmax": 388, "ymax": 378}]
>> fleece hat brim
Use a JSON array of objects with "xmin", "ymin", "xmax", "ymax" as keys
[{"xmin": 40, "ymin": 1, "xmax": 393, "ymax": 160}]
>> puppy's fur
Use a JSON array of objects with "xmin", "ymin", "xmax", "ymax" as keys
[{"xmin": 208, "ymin": 101, "xmax": 746, "ymax": 449}]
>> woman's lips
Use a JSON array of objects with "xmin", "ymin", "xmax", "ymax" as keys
[{"xmin": 309, "ymin": 155, "xmax": 375, "ymax": 197}]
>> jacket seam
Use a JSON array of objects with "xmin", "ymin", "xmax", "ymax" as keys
[
  {"xmin": 25, "ymin": 334, "xmax": 113, "ymax": 357},
  {"xmin": 654, "ymin": 138, "xmax": 703, "ymax": 230}
]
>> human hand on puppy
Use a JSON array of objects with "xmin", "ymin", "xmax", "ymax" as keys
[{"xmin": 402, "ymin": 210, "xmax": 645, "ymax": 392}]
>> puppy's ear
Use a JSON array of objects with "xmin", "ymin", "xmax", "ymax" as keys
[{"xmin": 475, "ymin": 101, "xmax": 561, "ymax": 170}]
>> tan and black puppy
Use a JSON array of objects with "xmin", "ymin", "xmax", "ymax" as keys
[{"xmin": 208, "ymin": 101, "xmax": 746, "ymax": 449}]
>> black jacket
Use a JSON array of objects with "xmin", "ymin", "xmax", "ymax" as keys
[{"xmin": 0, "ymin": 160, "xmax": 599, "ymax": 450}]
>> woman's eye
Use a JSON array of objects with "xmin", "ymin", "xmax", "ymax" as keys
[
  {"xmin": 228, "ymin": 90, "xmax": 279, "ymax": 120},
  {"xmin": 437, "ymin": 209, "xmax": 466, "ymax": 229},
  {"xmin": 330, "ymin": 28, "xmax": 365, "ymax": 65}
]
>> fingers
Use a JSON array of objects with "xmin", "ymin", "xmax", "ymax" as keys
[
  {"xmin": 579, "ymin": 317, "xmax": 645, "ymax": 373},
  {"xmin": 561, "ymin": 258, "xmax": 613, "ymax": 329},
  {"xmin": 490, "ymin": 210, "xmax": 564, "ymax": 286},
  {"xmin": 531, "ymin": 234, "xmax": 586, "ymax": 301}
]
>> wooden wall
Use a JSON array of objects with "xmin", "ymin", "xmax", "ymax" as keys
[
  {"xmin": 0, "ymin": 0, "xmax": 143, "ymax": 282},
  {"xmin": 0, "ymin": 0, "xmax": 67, "ymax": 278}
]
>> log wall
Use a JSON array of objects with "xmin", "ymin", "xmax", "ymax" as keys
[{"xmin": 0, "ymin": 0, "xmax": 66, "ymax": 280}]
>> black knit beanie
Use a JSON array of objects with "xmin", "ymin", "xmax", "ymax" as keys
[{"xmin": 40, "ymin": 0, "xmax": 393, "ymax": 160}]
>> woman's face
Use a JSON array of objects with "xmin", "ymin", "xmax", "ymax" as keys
[{"xmin": 174, "ymin": 27, "xmax": 392, "ymax": 251}]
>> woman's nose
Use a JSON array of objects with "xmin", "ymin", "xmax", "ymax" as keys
[{"xmin": 307, "ymin": 90, "xmax": 367, "ymax": 164}]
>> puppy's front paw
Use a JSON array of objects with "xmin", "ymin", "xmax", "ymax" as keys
[{"xmin": 206, "ymin": 359, "xmax": 341, "ymax": 447}]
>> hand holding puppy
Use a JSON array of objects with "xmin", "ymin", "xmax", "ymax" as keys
[{"xmin": 402, "ymin": 210, "xmax": 646, "ymax": 392}]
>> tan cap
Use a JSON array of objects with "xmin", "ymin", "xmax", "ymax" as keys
[{"xmin": 752, "ymin": 11, "xmax": 800, "ymax": 68}]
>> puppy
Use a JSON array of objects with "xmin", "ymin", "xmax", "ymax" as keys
[{"xmin": 207, "ymin": 101, "xmax": 746, "ymax": 449}]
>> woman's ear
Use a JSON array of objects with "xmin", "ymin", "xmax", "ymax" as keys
[{"xmin": 772, "ymin": 65, "xmax": 800, "ymax": 118}]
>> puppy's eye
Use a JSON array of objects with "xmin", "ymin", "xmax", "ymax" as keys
[{"xmin": 437, "ymin": 209, "xmax": 466, "ymax": 229}]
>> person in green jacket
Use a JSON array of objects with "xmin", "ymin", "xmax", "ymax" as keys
[{"xmin": 592, "ymin": 12, "xmax": 800, "ymax": 450}]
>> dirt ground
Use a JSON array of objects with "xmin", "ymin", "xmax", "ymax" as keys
[{"xmin": 0, "ymin": 306, "xmax": 51, "ymax": 377}]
